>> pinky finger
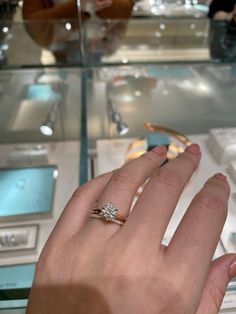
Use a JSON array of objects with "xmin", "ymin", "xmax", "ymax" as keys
[{"xmin": 196, "ymin": 254, "xmax": 236, "ymax": 314}]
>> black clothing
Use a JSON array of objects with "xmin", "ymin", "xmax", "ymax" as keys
[{"xmin": 208, "ymin": 0, "xmax": 236, "ymax": 18}]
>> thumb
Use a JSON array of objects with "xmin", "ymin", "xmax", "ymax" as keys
[{"xmin": 196, "ymin": 254, "xmax": 236, "ymax": 314}]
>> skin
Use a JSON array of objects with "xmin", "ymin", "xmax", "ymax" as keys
[
  {"xmin": 26, "ymin": 144, "xmax": 236, "ymax": 314},
  {"xmin": 213, "ymin": 5, "xmax": 236, "ymax": 21}
]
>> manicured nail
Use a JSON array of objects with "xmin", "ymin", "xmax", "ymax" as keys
[
  {"xmin": 229, "ymin": 259, "xmax": 236, "ymax": 277},
  {"xmin": 214, "ymin": 173, "xmax": 228, "ymax": 182},
  {"xmin": 185, "ymin": 143, "xmax": 200, "ymax": 154},
  {"xmin": 151, "ymin": 145, "xmax": 167, "ymax": 155}
]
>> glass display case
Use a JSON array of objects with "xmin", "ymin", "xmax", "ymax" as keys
[
  {"xmin": 0, "ymin": 11, "xmax": 83, "ymax": 312},
  {"xmin": 0, "ymin": 0, "xmax": 236, "ymax": 311}
]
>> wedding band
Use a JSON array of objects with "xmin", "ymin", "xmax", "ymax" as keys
[{"xmin": 90, "ymin": 202, "xmax": 126, "ymax": 226}]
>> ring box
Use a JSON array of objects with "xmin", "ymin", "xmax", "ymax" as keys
[{"xmin": 207, "ymin": 128, "xmax": 236, "ymax": 165}]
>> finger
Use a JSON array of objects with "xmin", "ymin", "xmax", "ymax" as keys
[
  {"xmin": 45, "ymin": 171, "xmax": 114, "ymax": 246},
  {"xmin": 85, "ymin": 146, "xmax": 167, "ymax": 238},
  {"xmin": 95, "ymin": 0, "xmax": 112, "ymax": 10},
  {"xmin": 122, "ymin": 144, "xmax": 201, "ymax": 244},
  {"xmin": 167, "ymin": 174, "xmax": 230, "ymax": 287},
  {"xmin": 196, "ymin": 254, "xmax": 236, "ymax": 314}
]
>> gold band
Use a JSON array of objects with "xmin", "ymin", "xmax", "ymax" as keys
[
  {"xmin": 90, "ymin": 202, "xmax": 127, "ymax": 226},
  {"xmin": 90, "ymin": 213, "xmax": 125, "ymax": 226}
]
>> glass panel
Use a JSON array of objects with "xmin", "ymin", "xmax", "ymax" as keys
[
  {"xmin": 87, "ymin": 63, "xmax": 236, "ymax": 145},
  {"xmin": 132, "ymin": 0, "xmax": 208, "ymax": 18},
  {"xmin": 83, "ymin": 18, "xmax": 236, "ymax": 65},
  {"xmin": 0, "ymin": 68, "xmax": 81, "ymax": 143},
  {"xmin": 0, "ymin": 20, "xmax": 81, "ymax": 68},
  {"xmin": 0, "ymin": 67, "xmax": 82, "ymax": 307}
]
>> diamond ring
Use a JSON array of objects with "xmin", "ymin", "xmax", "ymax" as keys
[{"xmin": 90, "ymin": 202, "xmax": 126, "ymax": 226}]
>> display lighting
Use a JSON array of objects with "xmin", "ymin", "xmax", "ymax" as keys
[
  {"xmin": 160, "ymin": 23, "xmax": 166, "ymax": 30},
  {"xmin": 1, "ymin": 44, "xmax": 9, "ymax": 51},
  {"xmin": 65, "ymin": 22, "xmax": 72, "ymax": 31},
  {"xmin": 2, "ymin": 27, "xmax": 9, "ymax": 33},
  {"xmin": 40, "ymin": 102, "xmax": 59, "ymax": 136},
  {"xmin": 122, "ymin": 58, "xmax": 128, "ymax": 64},
  {"xmin": 107, "ymin": 99, "xmax": 129, "ymax": 136},
  {"xmin": 197, "ymin": 82, "xmax": 211, "ymax": 93}
]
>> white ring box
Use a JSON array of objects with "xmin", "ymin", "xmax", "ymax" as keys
[{"xmin": 207, "ymin": 128, "xmax": 236, "ymax": 165}]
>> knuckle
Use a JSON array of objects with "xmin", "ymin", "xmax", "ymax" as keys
[
  {"xmin": 155, "ymin": 167, "xmax": 182, "ymax": 189},
  {"xmin": 178, "ymin": 153, "xmax": 198, "ymax": 171},
  {"xmin": 167, "ymin": 282, "xmax": 190, "ymax": 312},
  {"xmin": 71, "ymin": 184, "xmax": 90, "ymax": 201},
  {"xmin": 205, "ymin": 281, "xmax": 225, "ymax": 312},
  {"xmin": 196, "ymin": 192, "xmax": 227, "ymax": 216},
  {"xmin": 111, "ymin": 169, "xmax": 138, "ymax": 187},
  {"xmin": 140, "ymin": 151, "xmax": 160, "ymax": 167}
]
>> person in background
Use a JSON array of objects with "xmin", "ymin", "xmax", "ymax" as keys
[
  {"xmin": 208, "ymin": 0, "xmax": 236, "ymax": 22},
  {"xmin": 22, "ymin": 0, "xmax": 134, "ymax": 63},
  {"xmin": 208, "ymin": 0, "xmax": 236, "ymax": 60},
  {"xmin": 22, "ymin": 0, "xmax": 134, "ymax": 21}
]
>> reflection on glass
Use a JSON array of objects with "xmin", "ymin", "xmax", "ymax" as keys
[{"xmin": 40, "ymin": 102, "xmax": 59, "ymax": 136}]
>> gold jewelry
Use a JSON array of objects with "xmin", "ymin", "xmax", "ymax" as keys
[
  {"xmin": 90, "ymin": 202, "xmax": 126, "ymax": 226},
  {"xmin": 144, "ymin": 122, "xmax": 192, "ymax": 146},
  {"xmin": 125, "ymin": 123, "xmax": 192, "ymax": 162}
]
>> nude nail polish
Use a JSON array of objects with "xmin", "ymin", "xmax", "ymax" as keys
[
  {"xmin": 185, "ymin": 143, "xmax": 200, "ymax": 154},
  {"xmin": 214, "ymin": 173, "xmax": 228, "ymax": 182},
  {"xmin": 151, "ymin": 145, "xmax": 167, "ymax": 155},
  {"xmin": 229, "ymin": 259, "xmax": 236, "ymax": 277}
]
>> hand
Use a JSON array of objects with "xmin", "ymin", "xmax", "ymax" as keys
[
  {"xmin": 26, "ymin": 144, "xmax": 236, "ymax": 314},
  {"xmin": 94, "ymin": 0, "xmax": 113, "ymax": 11},
  {"xmin": 81, "ymin": 0, "xmax": 112, "ymax": 13}
]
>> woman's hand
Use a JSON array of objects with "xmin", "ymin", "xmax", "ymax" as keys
[
  {"xmin": 94, "ymin": 0, "xmax": 113, "ymax": 11},
  {"xmin": 26, "ymin": 144, "xmax": 236, "ymax": 314}
]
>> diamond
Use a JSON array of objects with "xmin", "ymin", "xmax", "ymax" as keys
[{"xmin": 100, "ymin": 202, "xmax": 118, "ymax": 221}]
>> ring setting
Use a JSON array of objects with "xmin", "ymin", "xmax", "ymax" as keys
[{"xmin": 90, "ymin": 202, "xmax": 126, "ymax": 226}]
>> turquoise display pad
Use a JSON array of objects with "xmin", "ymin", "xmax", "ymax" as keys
[
  {"xmin": 0, "ymin": 263, "xmax": 35, "ymax": 309},
  {"xmin": 0, "ymin": 264, "xmax": 35, "ymax": 290},
  {"xmin": 0, "ymin": 166, "xmax": 57, "ymax": 217},
  {"xmin": 147, "ymin": 66, "xmax": 193, "ymax": 79},
  {"xmin": 26, "ymin": 84, "xmax": 62, "ymax": 102}
]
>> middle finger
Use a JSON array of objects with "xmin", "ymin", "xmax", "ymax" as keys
[{"xmin": 123, "ymin": 143, "xmax": 201, "ymax": 245}]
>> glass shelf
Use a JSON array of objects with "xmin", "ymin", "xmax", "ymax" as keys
[
  {"xmin": 1, "ymin": 17, "xmax": 235, "ymax": 69},
  {"xmin": 87, "ymin": 62, "xmax": 236, "ymax": 148},
  {"xmin": 83, "ymin": 17, "xmax": 236, "ymax": 66},
  {"xmin": 0, "ymin": 67, "xmax": 81, "ymax": 143}
]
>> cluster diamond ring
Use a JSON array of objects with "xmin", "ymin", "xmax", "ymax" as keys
[{"xmin": 90, "ymin": 202, "xmax": 126, "ymax": 226}]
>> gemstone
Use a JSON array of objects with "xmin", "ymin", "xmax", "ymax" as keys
[{"xmin": 100, "ymin": 203, "xmax": 118, "ymax": 221}]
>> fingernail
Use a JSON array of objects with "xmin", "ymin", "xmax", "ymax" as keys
[
  {"xmin": 214, "ymin": 173, "xmax": 228, "ymax": 182},
  {"xmin": 229, "ymin": 259, "xmax": 236, "ymax": 277},
  {"xmin": 185, "ymin": 143, "xmax": 200, "ymax": 154},
  {"xmin": 151, "ymin": 145, "xmax": 167, "ymax": 155}
]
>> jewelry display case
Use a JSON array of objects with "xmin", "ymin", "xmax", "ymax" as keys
[
  {"xmin": 0, "ymin": 15, "xmax": 83, "ymax": 311},
  {"xmin": 0, "ymin": 0, "xmax": 236, "ymax": 311}
]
